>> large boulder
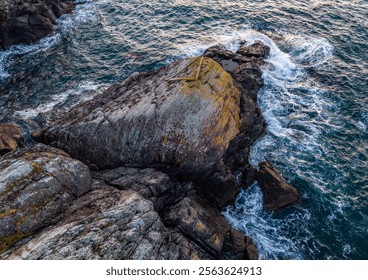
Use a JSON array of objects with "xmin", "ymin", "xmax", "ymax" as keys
[
  {"xmin": 0, "ymin": 123, "xmax": 21, "ymax": 155},
  {"xmin": 0, "ymin": 0, "xmax": 75, "ymax": 50},
  {"xmin": 41, "ymin": 57, "xmax": 244, "ymax": 207},
  {"xmin": 0, "ymin": 144, "xmax": 92, "ymax": 254},
  {"xmin": 256, "ymin": 162, "xmax": 299, "ymax": 211}
]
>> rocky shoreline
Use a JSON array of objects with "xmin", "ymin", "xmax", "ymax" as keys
[
  {"xmin": 0, "ymin": 0, "xmax": 75, "ymax": 50},
  {"xmin": 0, "ymin": 33, "xmax": 299, "ymax": 258}
]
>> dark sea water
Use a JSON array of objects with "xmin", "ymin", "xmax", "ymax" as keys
[{"xmin": 0, "ymin": 0, "xmax": 367, "ymax": 259}]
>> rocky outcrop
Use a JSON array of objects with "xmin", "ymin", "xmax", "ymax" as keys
[
  {"xmin": 0, "ymin": 0, "xmax": 75, "ymax": 50},
  {"xmin": 0, "ymin": 123, "xmax": 21, "ymax": 155},
  {"xmin": 2, "ymin": 184, "xmax": 211, "ymax": 260},
  {"xmin": 0, "ymin": 42, "xmax": 300, "ymax": 259},
  {"xmin": 0, "ymin": 148, "xmax": 256, "ymax": 259},
  {"xmin": 39, "ymin": 43, "xmax": 270, "ymax": 208},
  {"xmin": 0, "ymin": 144, "xmax": 92, "ymax": 254},
  {"xmin": 40, "ymin": 57, "xmax": 245, "ymax": 207},
  {"xmin": 256, "ymin": 162, "xmax": 299, "ymax": 211},
  {"xmin": 93, "ymin": 167, "xmax": 258, "ymax": 260}
]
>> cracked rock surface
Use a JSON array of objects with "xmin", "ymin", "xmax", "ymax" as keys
[{"xmin": 0, "ymin": 144, "xmax": 92, "ymax": 254}]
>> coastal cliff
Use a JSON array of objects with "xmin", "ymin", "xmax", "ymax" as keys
[{"xmin": 0, "ymin": 41, "xmax": 299, "ymax": 259}]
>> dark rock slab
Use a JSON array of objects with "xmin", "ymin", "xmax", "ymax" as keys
[
  {"xmin": 236, "ymin": 42, "xmax": 271, "ymax": 58},
  {"xmin": 256, "ymin": 162, "xmax": 299, "ymax": 211},
  {"xmin": 163, "ymin": 195, "xmax": 256, "ymax": 259}
]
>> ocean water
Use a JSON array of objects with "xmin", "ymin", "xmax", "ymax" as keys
[{"xmin": 0, "ymin": 0, "xmax": 367, "ymax": 259}]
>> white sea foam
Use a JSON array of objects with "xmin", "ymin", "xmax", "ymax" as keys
[
  {"xmin": 223, "ymin": 184, "xmax": 309, "ymax": 260},
  {"xmin": 284, "ymin": 34, "xmax": 334, "ymax": 68},
  {"xmin": 14, "ymin": 81, "xmax": 108, "ymax": 119}
]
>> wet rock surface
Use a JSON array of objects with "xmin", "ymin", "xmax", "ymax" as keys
[
  {"xmin": 256, "ymin": 162, "xmax": 300, "ymax": 211},
  {"xmin": 0, "ymin": 123, "xmax": 21, "ymax": 155},
  {"xmin": 0, "ymin": 0, "xmax": 75, "ymax": 50}
]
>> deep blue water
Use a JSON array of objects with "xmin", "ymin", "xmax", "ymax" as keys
[{"xmin": 0, "ymin": 0, "xmax": 367, "ymax": 259}]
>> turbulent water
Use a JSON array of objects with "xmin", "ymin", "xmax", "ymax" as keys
[{"xmin": 0, "ymin": 0, "xmax": 367, "ymax": 259}]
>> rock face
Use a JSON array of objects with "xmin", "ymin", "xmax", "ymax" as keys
[
  {"xmin": 42, "ymin": 57, "xmax": 245, "ymax": 207},
  {"xmin": 0, "ymin": 123, "xmax": 21, "ymax": 155},
  {"xmin": 256, "ymin": 162, "xmax": 299, "ymax": 211},
  {"xmin": 40, "ymin": 45, "xmax": 270, "ymax": 208},
  {"xmin": 0, "ymin": 144, "xmax": 92, "ymax": 254},
  {"xmin": 205, "ymin": 43, "xmax": 267, "ymax": 173},
  {"xmin": 1, "ymin": 154, "xmax": 257, "ymax": 260},
  {"xmin": 0, "ymin": 0, "xmax": 75, "ymax": 50},
  {"xmin": 2, "ymin": 185, "xmax": 204, "ymax": 260}
]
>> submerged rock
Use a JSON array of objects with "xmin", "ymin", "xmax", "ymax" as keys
[
  {"xmin": 0, "ymin": 123, "xmax": 21, "ymax": 155},
  {"xmin": 0, "ymin": 0, "xmax": 75, "ymax": 50},
  {"xmin": 0, "ymin": 144, "xmax": 92, "ymax": 254},
  {"xmin": 256, "ymin": 162, "xmax": 299, "ymax": 211}
]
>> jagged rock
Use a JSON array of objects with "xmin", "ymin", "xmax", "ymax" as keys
[
  {"xmin": 41, "ymin": 57, "xmax": 245, "ymax": 207},
  {"xmin": 92, "ymin": 167, "xmax": 193, "ymax": 212},
  {"xmin": 256, "ymin": 162, "xmax": 299, "ymax": 211},
  {"xmin": 241, "ymin": 165, "xmax": 258, "ymax": 188},
  {"xmin": 236, "ymin": 42, "xmax": 271, "ymax": 58},
  {"xmin": 0, "ymin": 144, "xmax": 92, "ymax": 254},
  {"xmin": 0, "ymin": 123, "xmax": 21, "ymax": 155},
  {"xmin": 205, "ymin": 42, "xmax": 270, "ymax": 102},
  {"xmin": 162, "ymin": 195, "xmax": 255, "ymax": 259},
  {"xmin": 0, "ymin": 0, "xmax": 75, "ymax": 50},
  {"xmin": 205, "ymin": 43, "xmax": 267, "ymax": 172},
  {"xmin": 1, "ymin": 182, "xmax": 217, "ymax": 260}
]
